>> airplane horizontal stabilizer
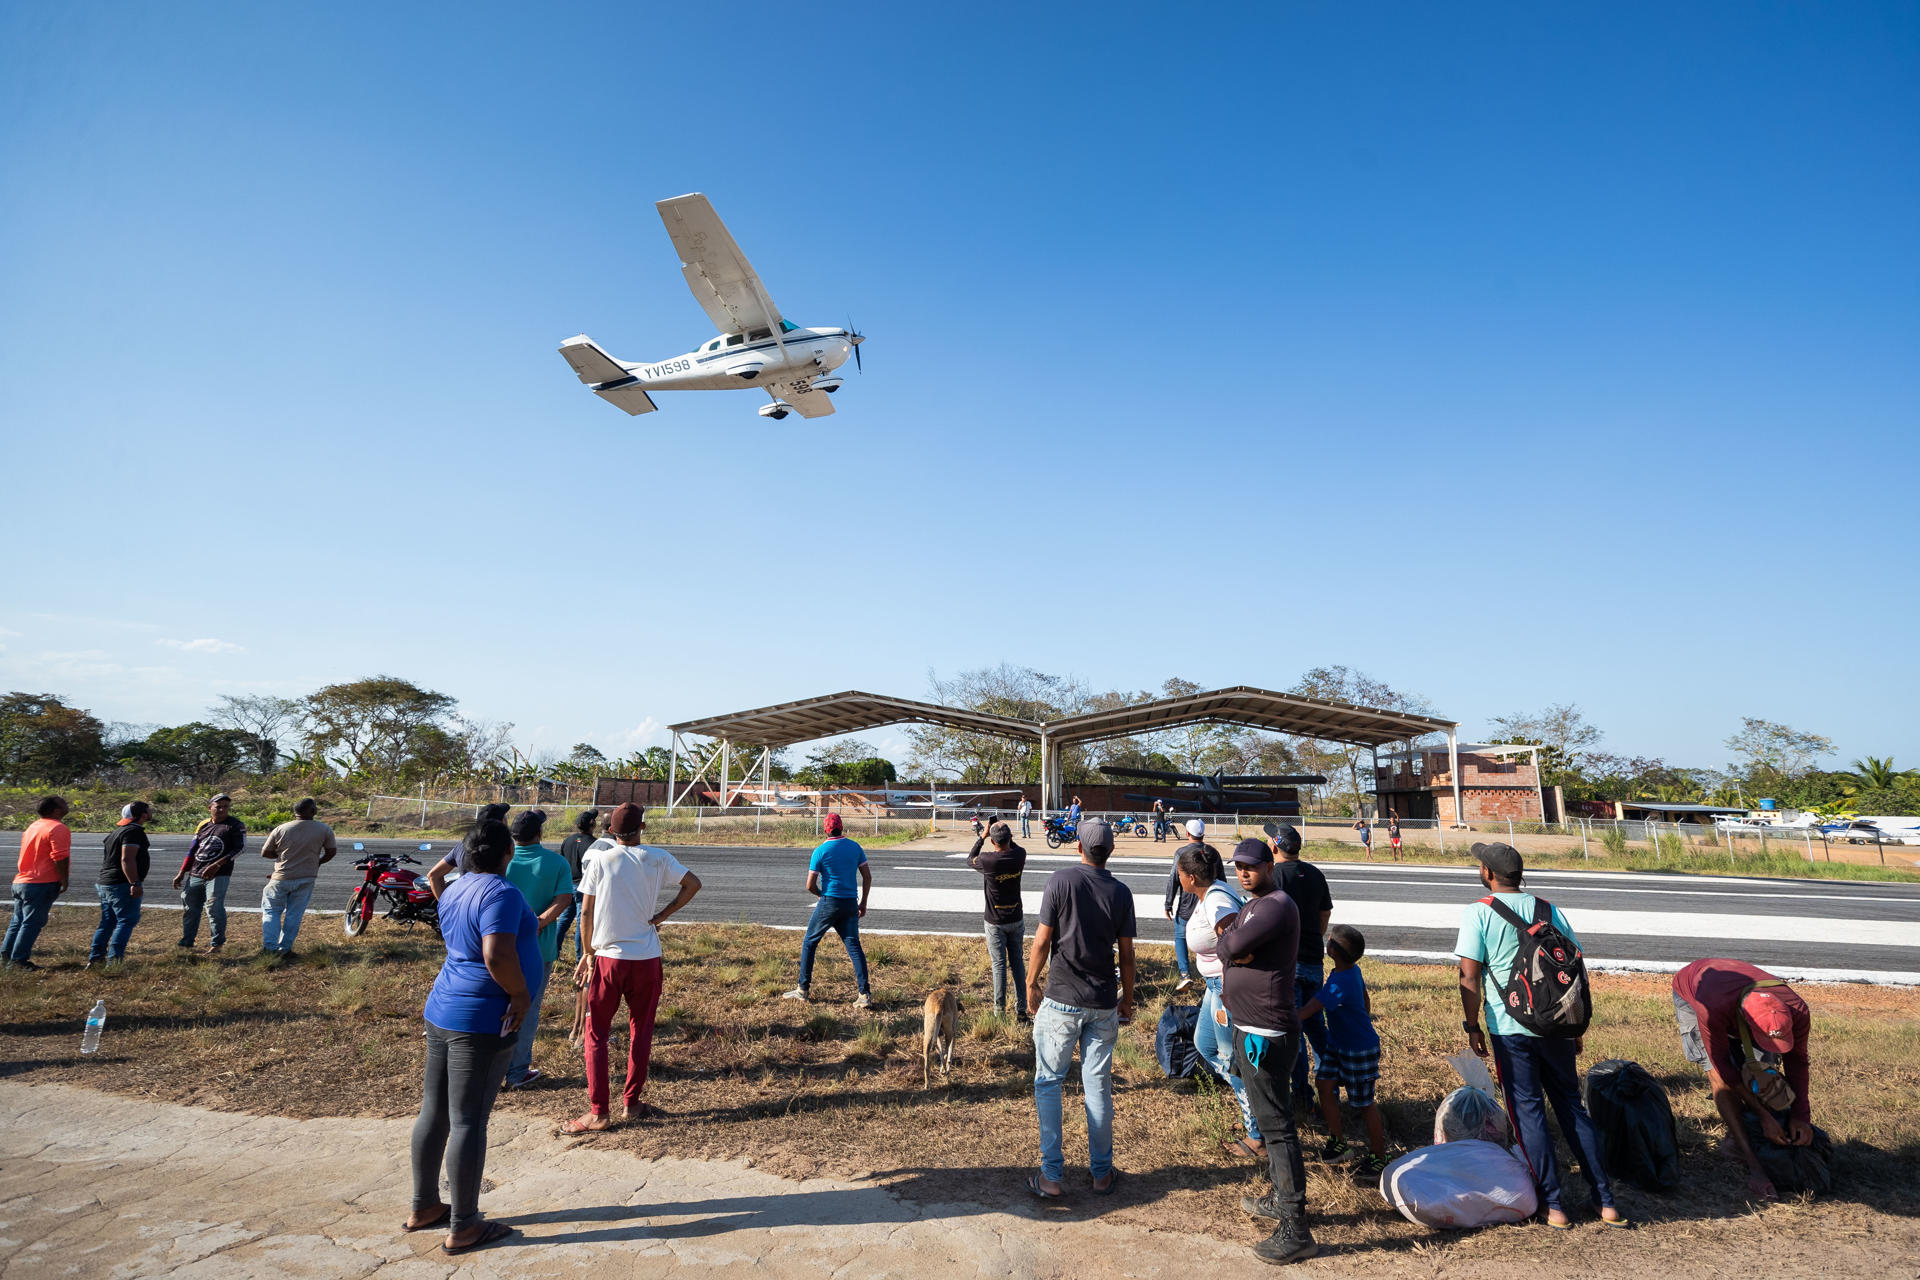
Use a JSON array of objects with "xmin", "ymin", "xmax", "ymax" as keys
[
  {"xmin": 558, "ymin": 335, "xmax": 630, "ymax": 386},
  {"xmin": 594, "ymin": 379, "xmax": 658, "ymax": 415}
]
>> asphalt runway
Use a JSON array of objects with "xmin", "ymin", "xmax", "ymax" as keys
[{"xmin": 22, "ymin": 833, "xmax": 1920, "ymax": 982}]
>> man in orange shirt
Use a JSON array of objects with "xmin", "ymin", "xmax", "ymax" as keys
[{"xmin": 4, "ymin": 795, "xmax": 72, "ymax": 970}]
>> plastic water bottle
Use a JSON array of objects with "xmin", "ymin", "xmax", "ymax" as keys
[{"xmin": 80, "ymin": 1000, "xmax": 106, "ymax": 1055}]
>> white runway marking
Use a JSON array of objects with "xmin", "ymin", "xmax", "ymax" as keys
[{"xmin": 861, "ymin": 886, "xmax": 1920, "ymax": 950}]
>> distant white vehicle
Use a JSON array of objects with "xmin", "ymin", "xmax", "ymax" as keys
[
  {"xmin": 560, "ymin": 193, "xmax": 863, "ymax": 422},
  {"xmin": 1819, "ymin": 819, "xmax": 1920, "ymax": 847},
  {"xmin": 1714, "ymin": 811, "xmax": 1818, "ymax": 833}
]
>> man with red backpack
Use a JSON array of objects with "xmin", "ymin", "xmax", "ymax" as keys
[{"xmin": 1455, "ymin": 842, "xmax": 1628, "ymax": 1230}]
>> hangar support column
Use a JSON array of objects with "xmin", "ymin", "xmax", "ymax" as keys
[{"xmin": 1039, "ymin": 733, "xmax": 1055, "ymax": 811}]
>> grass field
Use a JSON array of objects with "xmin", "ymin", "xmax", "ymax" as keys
[{"xmin": 3, "ymin": 911, "xmax": 1916, "ymax": 1270}]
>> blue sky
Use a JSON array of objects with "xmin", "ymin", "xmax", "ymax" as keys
[{"xmin": 3, "ymin": 2, "xmax": 1915, "ymax": 772}]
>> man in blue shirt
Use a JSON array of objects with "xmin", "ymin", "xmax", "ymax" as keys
[
  {"xmin": 782, "ymin": 813, "xmax": 873, "ymax": 1007},
  {"xmin": 1456, "ymin": 842, "xmax": 1626, "ymax": 1230},
  {"xmin": 500, "ymin": 810, "xmax": 574, "ymax": 1089}
]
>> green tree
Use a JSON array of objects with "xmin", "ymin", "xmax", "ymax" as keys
[
  {"xmin": 1724, "ymin": 718, "xmax": 1833, "ymax": 779},
  {"xmin": 1848, "ymin": 756, "xmax": 1914, "ymax": 792},
  {"xmin": 120, "ymin": 722, "xmax": 259, "ymax": 785},
  {"xmin": 0, "ymin": 692, "xmax": 106, "ymax": 784},
  {"xmin": 1486, "ymin": 703, "xmax": 1605, "ymax": 787},
  {"xmin": 207, "ymin": 694, "xmax": 302, "ymax": 773},
  {"xmin": 302, "ymin": 676, "xmax": 458, "ymax": 777}
]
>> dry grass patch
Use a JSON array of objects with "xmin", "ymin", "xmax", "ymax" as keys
[{"xmin": 3, "ymin": 912, "xmax": 1918, "ymax": 1270}]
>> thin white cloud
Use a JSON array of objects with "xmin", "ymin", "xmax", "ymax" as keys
[
  {"xmin": 29, "ymin": 612, "xmax": 161, "ymax": 633},
  {"xmin": 0, "ymin": 627, "xmax": 21, "ymax": 639},
  {"xmin": 158, "ymin": 638, "xmax": 244, "ymax": 655},
  {"xmin": 607, "ymin": 717, "xmax": 665, "ymax": 753}
]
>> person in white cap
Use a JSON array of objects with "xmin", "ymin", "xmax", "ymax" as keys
[{"xmin": 1164, "ymin": 818, "xmax": 1209, "ymax": 991}]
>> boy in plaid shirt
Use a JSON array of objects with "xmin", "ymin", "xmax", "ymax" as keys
[{"xmin": 1297, "ymin": 924, "xmax": 1387, "ymax": 1179}]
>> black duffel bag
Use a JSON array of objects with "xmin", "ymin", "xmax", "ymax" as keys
[
  {"xmin": 1156, "ymin": 1003, "xmax": 1226, "ymax": 1081},
  {"xmin": 1582, "ymin": 1058, "xmax": 1680, "ymax": 1191},
  {"xmin": 1740, "ymin": 1111, "xmax": 1835, "ymax": 1195}
]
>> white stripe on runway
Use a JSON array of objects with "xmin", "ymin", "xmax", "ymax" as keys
[{"xmin": 862, "ymin": 886, "xmax": 1920, "ymax": 949}]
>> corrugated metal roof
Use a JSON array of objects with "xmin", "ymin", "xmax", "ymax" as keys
[
  {"xmin": 671, "ymin": 685, "xmax": 1455, "ymax": 750},
  {"xmin": 669, "ymin": 690, "xmax": 1040, "ymax": 747},
  {"xmin": 1620, "ymin": 801, "xmax": 1747, "ymax": 813}
]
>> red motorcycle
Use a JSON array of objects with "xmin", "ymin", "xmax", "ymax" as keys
[{"xmin": 343, "ymin": 842, "xmax": 443, "ymax": 937}]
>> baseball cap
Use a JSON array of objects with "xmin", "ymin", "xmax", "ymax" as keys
[
  {"xmin": 1231, "ymin": 837, "xmax": 1273, "ymax": 865},
  {"xmin": 1078, "ymin": 817, "xmax": 1115, "ymax": 856},
  {"xmin": 823, "ymin": 812, "xmax": 844, "ymax": 836},
  {"xmin": 210, "ymin": 793, "xmax": 231, "ymax": 804},
  {"xmin": 1741, "ymin": 990, "xmax": 1796, "ymax": 1054},
  {"xmin": 607, "ymin": 802, "xmax": 645, "ymax": 835},
  {"xmin": 987, "ymin": 820, "xmax": 1012, "ymax": 844},
  {"xmin": 1471, "ymin": 841, "xmax": 1524, "ymax": 881},
  {"xmin": 1185, "ymin": 818, "xmax": 1206, "ymax": 839},
  {"xmin": 1270, "ymin": 824, "xmax": 1302, "ymax": 857}
]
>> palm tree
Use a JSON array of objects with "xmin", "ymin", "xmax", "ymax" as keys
[{"xmin": 1848, "ymin": 756, "xmax": 1914, "ymax": 791}]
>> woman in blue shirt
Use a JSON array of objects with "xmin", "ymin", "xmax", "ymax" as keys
[{"xmin": 404, "ymin": 818, "xmax": 541, "ymax": 1256}]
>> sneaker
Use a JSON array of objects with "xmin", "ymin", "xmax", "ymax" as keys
[
  {"xmin": 1174, "ymin": 977, "xmax": 1194, "ymax": 992},
  {"xmin": 1240, "ymin": 1194, "xmax": 1286, "ymax": 1223},
  {"xmin": 1319, "ymin": 1137, "xmax": 1352, "ymax": 1163},
  {"xmin": 505, "ymin": 1068, "xmax": 543, "ymax": 1090},
  {"xmin": 853, "ymin": 992, "xmax": 872, "ymax": 1009},
  {"xmin": 1352, "ymin": 1153, "xmax": 1387, "ymax": 1181},
  {"xmin": 9, "ymin": 959, "xmax": 40, "ymax": 972},
  {"xmin": 780, "ymin": 987, "xmax": 810, "ymax": 1002},
  {"xmin": 1251, "ymin": 1222, "xmax": 1318, "ymax": 1265}
]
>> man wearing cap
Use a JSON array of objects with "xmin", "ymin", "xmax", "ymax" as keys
[
  {"xmin": 565, "ymin": 803, "xmax": 700, "ymax": 1131},
  {"xmin": 781, "ymin": 813, "xmax": 873, "ymax": 1008},
  {"xmin": 1165, "ymin": 818, "xmax": 1209, "ymax": 991},
  {"xmin": 1270, "ymin": 824, "xmax": 1334, "ymax": 1119},
  {"xmin": 256, "ymin": 797, "xmax": 338, "ymax": 960},
  {"xmin": 968, "ymin": 819, "xmax": 1030, "ymax": 1020},
  {"xmin": 1025, "ymin": 818, "xmax": 1135, "ymax": 1198},
  {"xmin": 1456, "ymin": 842, "xmax": 1624, "ymax": 1229},
  {"xmin": 1217, "ymin": 837, "xmax": 1316, "ymax": 1264},
  {"xmin": 1671, "ymin": 958, "xmax": 1813, "ymax": 1201},
  {"xmin": 173, "ymin": 793, "xmax": 246, "ymax": 953}
]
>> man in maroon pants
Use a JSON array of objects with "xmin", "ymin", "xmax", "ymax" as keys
[{"xmin": 563, "ymin": 804, "xmax": 701, "ymax": 1132}]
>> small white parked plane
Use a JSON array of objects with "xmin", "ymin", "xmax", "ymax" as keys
[{"xmin": 559, "ymin": 193, "xmax": 863, "ymax": 421}]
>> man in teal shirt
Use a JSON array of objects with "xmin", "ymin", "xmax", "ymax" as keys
[
  {"xmin": 502, "ymin": 810, "xmax": 574, "ymax": 1089},
  {"xmin": 1455, "ymin": 842, "xmax": 1624, "ymax": 1229}
]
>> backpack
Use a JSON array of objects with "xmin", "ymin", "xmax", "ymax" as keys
[
  {"xmin": 1735, "ymin": 978, "xmax": 1797, "ymax": 1112},
  {"xmin": 1155, "ymin": 1004, "xmax": 1226, "ymax": 1082},
  {"xmin": 1480, "ymin": 896, "xmax": 1591, "ymax": 1038},
  {"xmin": 1582, "ymin": 1058, "xmax": 1679, "ymax": 1190},
  {"xmin": 1740, "ymin": 1111, "xmax": 1834, "ymax": 1194}
]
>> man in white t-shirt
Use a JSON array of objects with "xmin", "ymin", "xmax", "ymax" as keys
[{"xmin": 562, "ymin": 803, "xmax": 701, "ymax": 1133}]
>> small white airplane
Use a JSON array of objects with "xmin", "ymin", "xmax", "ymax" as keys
[
  {"xmin": 559, "ymin": 193, "xmax": 863, "ymax": 421},
  {"xmin": 860, "ymin": 787, "xmax": 1025, "ymax": 809}
]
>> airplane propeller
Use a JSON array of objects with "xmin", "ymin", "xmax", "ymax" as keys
[{"xmin": 847, "ymin": 317, "xmax": 864, "ymax": 372}]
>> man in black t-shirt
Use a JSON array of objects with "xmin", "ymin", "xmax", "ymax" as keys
[
  {"xmin": 91, "ymin": 802, "xmax": 152, "ymax": 966},
  {"xmin": 968, "ymin": 821, "xmax": 1030, "ymax": 1019},
  {"xmin": 1025, "ymin": 818, "xmax": 1135, "ymax": 1198},
  {"xmin": 557, "ymin": 809, "xmax": 599, "ymax": 961},
  {"xmin": 1271, "ymin": 824, "xmax": 1334, "ymax": 1110},
  {"xmin": 1219, "ymin": 837, "xmax": 1316, "ymax": 1264}
]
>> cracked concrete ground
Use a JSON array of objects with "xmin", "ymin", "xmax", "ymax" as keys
[{"xmin": 0, "ymin": 1081, "xmax": 1276, "ymax": 1279}]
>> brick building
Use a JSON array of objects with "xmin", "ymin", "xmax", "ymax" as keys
[{"xmin": 1374, "ymin": 743, "xmax": 1549, "ymax": 823}]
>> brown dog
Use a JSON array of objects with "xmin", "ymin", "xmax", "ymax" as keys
[{"xmin": 922, "ymin": 988, "xmax": 959, "ymax": 1086}]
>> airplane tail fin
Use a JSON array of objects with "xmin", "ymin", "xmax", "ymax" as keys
[{"xmin": 559, "ymin": 335, "xmax": 658, "ymax": 415}]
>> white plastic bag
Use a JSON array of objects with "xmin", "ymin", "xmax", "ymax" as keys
[
  {"xmin": 1446, "ymin": 1050, "xmax": 1498, "ymax": 1096},
  {"xmin": 1434, "ymin": 1085, "xmax": 1512, "ymax": 1147},
  {"xmin": 1380, "ymin": 1140, "xmax": 1539, "ymax": 1229}
]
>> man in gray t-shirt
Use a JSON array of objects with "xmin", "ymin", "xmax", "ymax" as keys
[
  {"xmin": 258, "ymin": 798, "xmax": 336, "ymax": 956},
  {"xmin": 1025, "ymin": 819, "xmax": 1135, "ymax": 1198}
]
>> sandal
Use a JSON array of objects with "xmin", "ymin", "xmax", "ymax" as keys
[
  {"xmin": 624, "ymin": 1102, "xmax": 668, "ymax": 1121},
  {"xmin": 1222, "ymin": 1137, "xmax": 1266, "ymax": 1161},
  {"xmin": 401, "ymin": 1205, "xmax": 449, "ymax": 1233},
  {"xmin": 1091, "ymin": 1170, "xmax": 1121, "ymax": 1196},
  {"xmin": 441, "ymin": 1221, "xmax": 514, "ymax": 1255},
  {"xmin": 561, "ymin": 1114, "xmax": 613, "ymax": 1134},
  {"xmin": 1026, "ymin": 1174, "xmax": 1063, "ymax": 1200}
]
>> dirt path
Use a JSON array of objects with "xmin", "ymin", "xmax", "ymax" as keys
[{"xmin": 0, "ymin": 1080, "xmax": 1279, "ymax": 1279}]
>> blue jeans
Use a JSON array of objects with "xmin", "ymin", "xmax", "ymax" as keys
[
  {"xmin": 90, "ymin": 884, "xmax": 143, "ymax": 961},
  {"xmin": 1172, "ymin": 917, "xmax": 1191, "ymax": 978},
  {"xmin": 1292, "ymin": 965, "xmax": 1331, "ymax": 1101},
  {"xmin": 507, "ymin": 967, "xmax": 552, "ymax": 1081},
  {"xmin": 797, "ymin": 896, "xmax": 869, "ymax": 993},
  {"xmin": 1032, "ymin": 998, "xmax": 1119, "ymax": 1182},
  {"xmin": 1490, "ymin": 1032, "xmax": 1616, "ymax": 1212},
  {"xmin": 1020, "ymin": 813, "xmax": 1031, "ymax": 837},
  {"xmin": 556, "ymin": 901, "xmax": 581, "ymax": 961},
  {"xmin": 179, "ymin": 873, "xmax": 230, "ymax": 948},
  {"xmin": 1196, "ymin": 975, "xmax": 1261, "ymax": 1142},
  {"xmin": 4, "ymin": 882, "xmax": 62, "ymax": 964},
  {"xmin": 260, "ymin": 877, "xmax": 315, "ymax": 952},
  {"xmin": 984, "ymin": 919, "xmax": 1027, "ymax": 1015}
]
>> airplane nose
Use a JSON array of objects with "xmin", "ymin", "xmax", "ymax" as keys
[{"xmin": 849, "ymin": 332, "xmax": 864, "ymax": 345}]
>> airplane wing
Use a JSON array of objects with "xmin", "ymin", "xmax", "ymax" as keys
[
  {"xmin": 656, "ymin": 193, "xmax": 784, "ymax": 337},
  {"xmin": 1098, "ymin": 765, "xmax": 1204, "ymax": 784},
  {"xmin": 768, "ymin": 379, "xmax": 836, "ymax": 419}
]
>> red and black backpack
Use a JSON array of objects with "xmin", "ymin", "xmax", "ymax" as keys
[{"xmin": 1482, "ymin": 896, "xmax": 1592, "ymax": 1038}]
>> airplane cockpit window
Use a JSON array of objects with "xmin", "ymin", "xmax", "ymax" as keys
[
  {"xmin": 748, "ymin": 327, "xmax": 771, "ymax": 341},
  {"xmin": 726, "ymin": 334, "xmax": 745, "ymax": 347},
  {"xmin": 778, "ymin": 319, "xmax": 799, "ymax": 333},
  {"xmin": 706, "ymin": 340, "xmax": 721, "ymax": 351}
]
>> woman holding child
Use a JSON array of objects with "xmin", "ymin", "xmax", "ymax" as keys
[{"xmin": 1178, "ymin": 843, "xmax": 1265, "ymax": 1159}]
